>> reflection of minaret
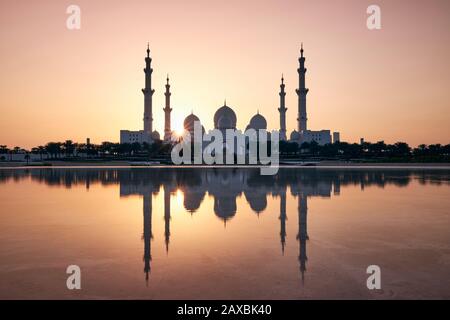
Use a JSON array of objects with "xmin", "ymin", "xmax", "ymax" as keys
[
  {"xmin": 279, "ymin": 190, "xmax": 287, "ymax": 254},
  {"xmin": 143, "ymin": 193, "xmax": 153, "ymax": 284},
  {"xmin": 163, "ymin": 75, "xmax": 172, "ymax": 142},
  {"xmin": 163, "ymin": 185, "xmax": 171, "ymax": 254},
  {"xmin": 278, "ymin": 75, "xmax": 288, "ymax": 141},
  {"xmin": 142, "ymin": 44, "xmax": 155, "ymax": 133},
  {"xmin": 297, "ymin": 194, "xmax": 309, "ymax": 284},
  {"xmin": 296, "ymin": 43, "xmax": 309, "ymax": 132}
]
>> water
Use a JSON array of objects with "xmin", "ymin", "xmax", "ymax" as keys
[{"xmin": 0, "ymin": 167, "xmax": 449, "ymax": 299}]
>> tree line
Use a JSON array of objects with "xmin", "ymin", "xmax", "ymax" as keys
[
  {"xmin": 0, "ymin": 139, "xmax": 449, "ymax": 162},
  {"xmin": 0, "ymin": 140, "xmax": 171, "ymax": 160},
  {"xmin": 279, "ymin": 140, "xmax": 450, "ymax": 162}
]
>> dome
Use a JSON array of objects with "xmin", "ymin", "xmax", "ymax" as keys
[
  {"xmin": 183, "ymin": 113, "xmax": 201, "ymax": 134},
  {"xmin": 214, "ymin": 104, "xmax": 237, "ymax": 129},
  {"xmin": 151, "ymin": 130, "xmax": 160, "ymax": 141},
  {"xmin": 184, "ymin": 113, "xmax": 200, "ymax": 129},
  {"xmin": 247, "ymin": 113, "xmax": 267, "ymax": 130},
  {"xmin": 218, "ymin": 116, "xmax": 232, "ymax": 129},
  {"xmin": 290, "ymin": 130, "xmax": 300, "ymax": 141}
]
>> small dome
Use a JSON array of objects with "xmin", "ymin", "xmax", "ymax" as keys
[
  {"xmin": 184, "ymin": 113, "xmax": 200, "ymax": 129},
  {"xmin": 290, "ymin": 130, "xmax": 300, "ymax": 140},
  {"xmin": 214, "ymin": 104, "xmax": 237, "ymax": 129},
  {"xmin": 247, "ymin": 113, "xmax": 267, "ymax": 130},
  {"xmin": 151, "ymin": 130, "xmax": 160, "ymax": 140},
  {"xmin": 183, "ymin": 113, "xmax": 201, "ymax": 133}
]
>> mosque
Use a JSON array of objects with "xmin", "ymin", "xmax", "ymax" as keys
[{"xmin": 120, "ymin": 44, "xmax": 340, "ymax": 146}]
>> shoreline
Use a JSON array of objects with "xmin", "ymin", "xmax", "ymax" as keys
[{"xmin": 0, "ymin": 160, "xmax": 449, "ymax": 169}]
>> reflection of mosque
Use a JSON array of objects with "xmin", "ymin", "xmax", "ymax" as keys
[
  {"xmin": 1, "ymin": 168, "xmax": 448, "ymax": 284},
  {"xmin": 125, "ymin": 170, "xmax": 315, "ymax": 284},
  {"xmin": 114, "ymin": 168, "xmax": 406, "ymax": 284}
]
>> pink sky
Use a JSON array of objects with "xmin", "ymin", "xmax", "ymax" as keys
[{"xmin": 1, "ymin": 0, "xmax": 449, "ymax": 148}]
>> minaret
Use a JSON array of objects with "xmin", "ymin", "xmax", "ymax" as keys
[
  {"xmin": 296, "ymin": 44, "xmax": 309, "ymax": 132},
  {"xmin": 163, "ymin": 75, "xmax": 172, "ymax": 142},
  {"xmin": 278, "ymin": 75, "xmax": 288, "ymax": 141},
  {"xmin": 142, "ymin": 44, "xmax": 155, "ymax": 134}
]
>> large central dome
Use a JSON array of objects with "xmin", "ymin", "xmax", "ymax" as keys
[{"xmin": 214, "ymin": 103, "xmax": 237, "ymax": 129}]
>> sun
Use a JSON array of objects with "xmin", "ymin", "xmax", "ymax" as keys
[
  {"xmin": 174, "ymin": 127, "xmax": 185, "ymax": 137},
  {"xmin": 171, "ymin": 116, "xmax": 185, "ymax": 137}
]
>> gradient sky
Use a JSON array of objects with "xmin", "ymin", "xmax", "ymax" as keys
[{"xmin": 1, "ymin": 0, "xmax": 449, "ymax": 148}]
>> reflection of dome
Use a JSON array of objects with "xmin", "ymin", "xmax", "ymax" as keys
[
  {"xmin": 290, "ymin": 130, "xmax": 300, "ymax": 140},
  {"xmin": 183, "ymin": 190, "xmax": 205, "ymax": 213},
  {"xmin": 214, "ymin": 196, "xmax": 237, "ymax": 222},
  {"xmin": 184, "ymin": 113, "xmax": 200, "ymax": 130},
  {"xmin": 214, "ymin": 104, "xmax": 237, "ymax": 129},
  {"xmin": 246, "ymin": 113, "xmax": 267, "ymax": 131},
  {"xmin": 244, "ymin": 191, "xmax": 267, "ymax": 214},
  {"xmin": 151, "ymin": 130, "xmax": 160, "ymax": 140}
]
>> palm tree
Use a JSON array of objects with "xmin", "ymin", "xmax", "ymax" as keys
[
  {"xmin": 45, "ymin": 142, "xmax": 61, "ymax": 159},
  {"xmin": 76, "ymin": 143, "xmax": 87, "ymax": 158},
  {"xmin": 131, "ymin": 142, "xmax": 141, "ymax": 155},
  {"xmin": 63, "ymin": 140, "xmax": 75, "ymax": 157},
  {"xmin": 38, "ymin": 146, "xmax": 46, "ymax": 160}
]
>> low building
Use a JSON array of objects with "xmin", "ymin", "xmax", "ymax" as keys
[
  {"xmin": 291, "ymin": 130, "xmax": 332, "ymax": 145},
  {"xmin": 333, "ymin": 132, "xmax": 340, "ymax": 143},
  {"xmin": 120, "ymin": 130, "xmax": 154, "ymax": 144}
]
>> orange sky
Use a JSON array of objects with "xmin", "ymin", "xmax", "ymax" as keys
[{"xmin": 0, "ymin": 0, "xmax": 449, "ymax": 148}]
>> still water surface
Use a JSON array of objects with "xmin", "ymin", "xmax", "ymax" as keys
[{"xmin": 0, "ymin": 167, "xmax": 449, "ymax": 299}]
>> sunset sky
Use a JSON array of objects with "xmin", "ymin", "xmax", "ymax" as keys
[{"xmin": 0, "ymin": 0, "xmax": 449, "ymax": 148}]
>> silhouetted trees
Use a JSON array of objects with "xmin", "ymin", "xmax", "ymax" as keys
[
  {"xmin": 1, "ymin": 140, "xmax": 449, "ymax": 162},
  {"xmin": 279, "ymin": 141, "xmax": 299, "ymax": 155},
  {"xmin": 45, "ymin": 142, "xmax": 62, "ymax": 159},
  {"xmin": 63, "ymin": 140, "xmax": 76, "ymax": 157}
]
